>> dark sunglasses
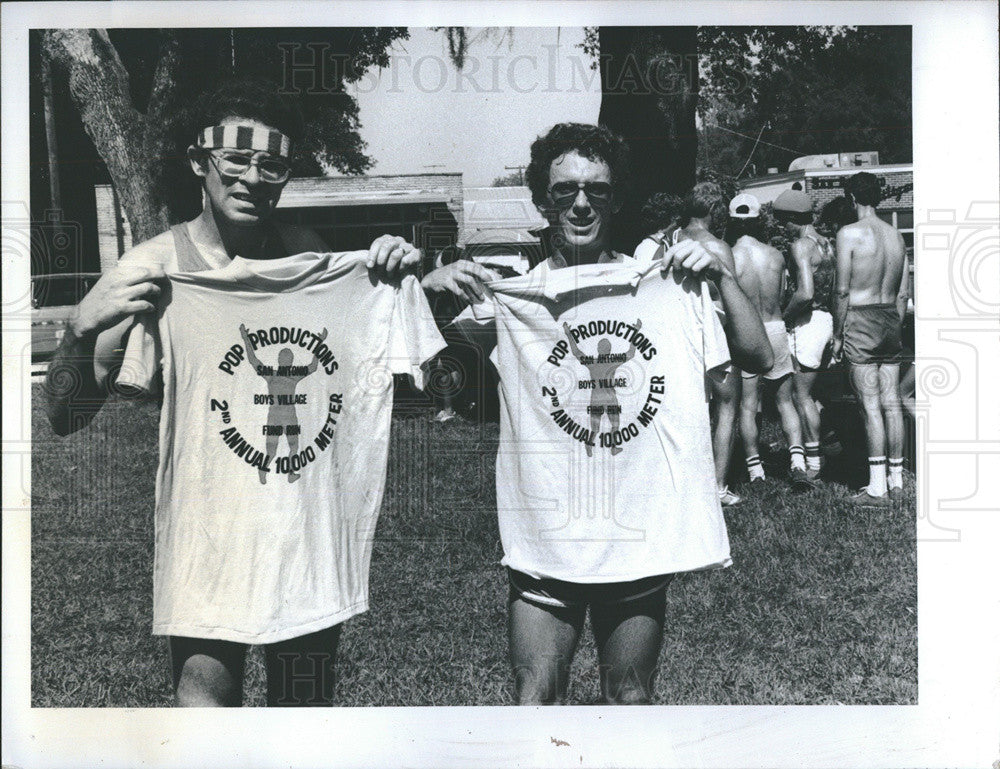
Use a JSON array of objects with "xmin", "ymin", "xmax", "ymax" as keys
[{"xmin": 547, "ymin": 181, "xmax": 614, "ymax": 208}]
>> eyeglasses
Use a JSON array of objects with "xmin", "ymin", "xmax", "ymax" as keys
[
  {"xmin": 547, "ymin": 181, "xmax": 614, "ymax": 208},
  {"xmin": 208, "ymin": 151, "xmax": 292, "ymax": 184}
]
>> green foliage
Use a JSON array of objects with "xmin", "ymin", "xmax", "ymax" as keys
[{"xmin": 697, "ymin": 26, "xmax": 912, "ymax": 178}]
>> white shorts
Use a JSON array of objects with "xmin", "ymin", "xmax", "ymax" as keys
[
  {"xmin": 743, "ymin": 319, "xmax": 794, "ymax": 381},
  {"xmin": 788, "ymin": 309, "xmax": 833, "ymax": 370}
]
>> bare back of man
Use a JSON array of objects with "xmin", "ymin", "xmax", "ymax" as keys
[
  {"xmin": 731, "ymin": 235, "xmax": 807, "ymax": 486},
  {"xmin": 834, "ymin": 172, "xmax": 909, "ymax": 502}
]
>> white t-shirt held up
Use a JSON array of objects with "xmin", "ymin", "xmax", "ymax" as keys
[
  {"xmin": 119, "ymin": 251, "xmax": 444, "ymax": 644},
  {"xmin": 458, "ymin": 257, "xmax": 733, "ymax": 583}
]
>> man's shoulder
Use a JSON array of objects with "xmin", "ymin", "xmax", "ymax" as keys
[
  {"xmin": 276, "ymin": 222, "xmax": 329, "ymax": 254},
  {"xmin": 837, "ymin": 220, "xmax": 867, "ymax": 239},
  {"xmin": 118, "ymin": 227, "xmax": 178, "ymax": 269}
]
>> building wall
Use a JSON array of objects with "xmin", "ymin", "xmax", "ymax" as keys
[{"xmin": 806, "ymin": 167, "xmax": 913, "ymax": 212}]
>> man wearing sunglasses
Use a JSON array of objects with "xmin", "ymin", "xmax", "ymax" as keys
[
  {"xmin": 45, "ymin": 79, "xmax": 419, "ymax": 434},
  {"xmin": 43, "ymin": 79, "xmax": 428, "ymax": 707},
  {"xmin": 422, "ymin": 123, "xmax": 770, "ymax": 705}
]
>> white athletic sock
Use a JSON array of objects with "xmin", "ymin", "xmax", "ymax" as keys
[
  {"xmin": 789, "ymin": 445, "xmax": 806, "ymax": 472},
  {"xmin": 868, "ymin": 456, "xmax": 888, "ymax": 496},
  {"xmin": 805, "ymin": 441, "xmax": 822, "ymax": 472},
  {"xmin": 888, "ymin": 457, "xmax": 904, "ymax": 489},
  {"xmin": 746, "ymin": 454, "xmax": 765, "ymax": 481}
]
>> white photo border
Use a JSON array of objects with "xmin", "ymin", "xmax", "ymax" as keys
[{"xmin": 3, "ymin": 1, "xmax": 998, "ymax": 767}]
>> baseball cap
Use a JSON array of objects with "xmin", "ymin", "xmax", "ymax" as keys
[
  {"xmin": 773, "ymin": 189, "xmax": 814, "ymax": 214},
  {"xmin": 728, "ymin": 192, "xmax": 761, "ymax": 219}
]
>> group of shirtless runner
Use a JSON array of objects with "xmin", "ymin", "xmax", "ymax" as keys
[{"xmin": 700, "ymin": 178, "xmax": 908, "ymax": 505}]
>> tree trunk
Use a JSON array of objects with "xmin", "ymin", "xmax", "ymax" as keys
[
  {"xmin": 41, "ymin": 29, "xmax": 173, "ymax": 244},
  {"xmin": 40, "ymin": 51, "xmax": 62, "ymax": 212},
  {"xmin": 598, "ymin": 27, "xmax": 698, "ymax": 252}
]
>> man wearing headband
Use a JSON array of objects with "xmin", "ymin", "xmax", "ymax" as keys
[
  {"xmin": 46, "ymin": 80, "xmax": 419, "ymax": 437},
  {"xmin": 833, "ymin": 172, "xmax": 909, "ymax": 504},
  {"xmin": 43, "ymin": 78, "xmax": 425, "ymax": 706}
]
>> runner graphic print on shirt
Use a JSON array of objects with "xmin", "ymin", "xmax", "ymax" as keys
[
  {"xmin": 214, "ymin": 323, "xmax": 344, "ymax": 484},
  {"xmin": 544, "ymin": 316, "xmax": 663, "ymax": 456}
]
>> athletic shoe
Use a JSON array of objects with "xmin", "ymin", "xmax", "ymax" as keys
[
  {"xmin": 852, "ymin": 487, "xmax": 891, "ymax": 507},
  {"xmin": 789, "ymin": 467, "xmax": 819, "ymax": 492},
  {"xmin": 718, "ymin": 487, "xmax": 742, "ymax": 506},
  {"xmin": 805, "ymin": 465, "xmax": 823, "ymax": 481},
  {"xmin": 888, "ymin": 486, "xmax": 904, "ymax": 502}
]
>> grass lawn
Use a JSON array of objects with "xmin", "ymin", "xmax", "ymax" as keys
[{"xmin": 30, "ymin": 383, "xmax": 916, "ymax": 707}]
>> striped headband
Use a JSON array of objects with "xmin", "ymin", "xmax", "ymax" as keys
[{"xmin": 197, "ymin": 125, "xmax": 292, "ymax": 157}]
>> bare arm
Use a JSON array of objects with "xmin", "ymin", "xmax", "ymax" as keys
[
  {"xmin": 43, "ymin": 266, "xmax": 163, "ymax": 436},
  {"xmin": 783, "ymin": 241, "xmax": 815, "ymax": 323},
  {"xmin": 663, "ymin": 239, "xmax": 772, "ymax": 373},
  {"xmin": 421, "ymin": 260, "xmax": 497, "ymax": 306},
  {"xmin": 896, "ymin": 235, "xmax": 910, "ymax": 320},
  {"xmin": 831, "ymin": 228, "xmax": 854, "ymax": 361}
]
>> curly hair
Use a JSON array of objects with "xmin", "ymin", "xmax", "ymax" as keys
[
  {"xmin": 182, "ymin": 77, "xmax": 305, "ymax": 148},
  {"xmin": 681, "ymin": 181, "xmax": 728, "ymax": 237},
  {"xmin": 524, "ymin": 123, "xmax": 631, "ymax": 208},
  {"xmin": 844, "ymin": 171, "xmax": 882, "ymax": 208},
  {"xmin": 818, "ymin": 195, "xmax": 858, "ymax": 237}
]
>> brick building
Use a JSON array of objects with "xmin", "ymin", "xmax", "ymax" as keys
[{"xmin": 738, "ymin": 161, "xmax": 914, "ymax": 255}]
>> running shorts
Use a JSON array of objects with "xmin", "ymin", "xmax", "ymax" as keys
[
  {"xmin": 843, "ymin": 303, "xmax": 903, "ymax": 364},
  {"xmin": 788, "ymin": 309, "xmax": 834, "ymax": 370},
  {"xmin": 507, "ymin": 568, "xmax": 672, "ymax": 610}
]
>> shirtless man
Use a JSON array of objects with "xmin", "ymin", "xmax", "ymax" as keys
[
  {"xmin": 832, "ymin": 172, "xmax": 909, "ymax": 504},
  {"xmin": 668, "ymin": 182, "xmax": 747, "ymax": 505},
  {"xmin": 726, "ymin": 193, "xmax": 814, "ymax": 491},
  {"xmin": 773, "ymin": 189, "xmax": 836, "ymax": 480}
]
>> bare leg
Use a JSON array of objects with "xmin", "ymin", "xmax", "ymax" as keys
[
  {"xmin": 849, "ymin": 363, "xmax": 885, "ymax": 458},
  {"xmin": 774, "ymin": 375, "xmax": 804, "ymax": 449},
  {"xmin": 710, "ymin": 370, "xmax": 741, "ymax": 487},
  {"xmin": 508, "ymin": 596, "xmax": 585, "ymax": 705},
  {"xmin": 792, "ymin": 370, "xmax": 821, "ymax": 444},
  {"xmin": 170, "ymin": 636, "xmax": 247, "ymax": 707},
  {"xmin": 878, "ymin": 363, "xmax": 904, "ymax": 461},
  {"xmin": 264, "ymin": 624, "xmax": 341, "ymax": 706},
  {"xmin": 739, "ymin": 374, "xmax": 761, "ymax": 461},
  {"xmin": 591, "ymin": 588, "xmax": 667, "ymax": 704}
]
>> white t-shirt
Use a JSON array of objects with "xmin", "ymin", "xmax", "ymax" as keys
[
  {"xmin": 118, "ymin": 251, "xmax": 445, "ymax": 644},
  {"xmin": 458, "ymin": 256, "xmax": 732, "ymax": 583}
]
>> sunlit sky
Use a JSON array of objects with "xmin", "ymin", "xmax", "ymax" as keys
[{"xmin": 345, "ymin": 27, "xmax": 601, "ymax": 186}]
